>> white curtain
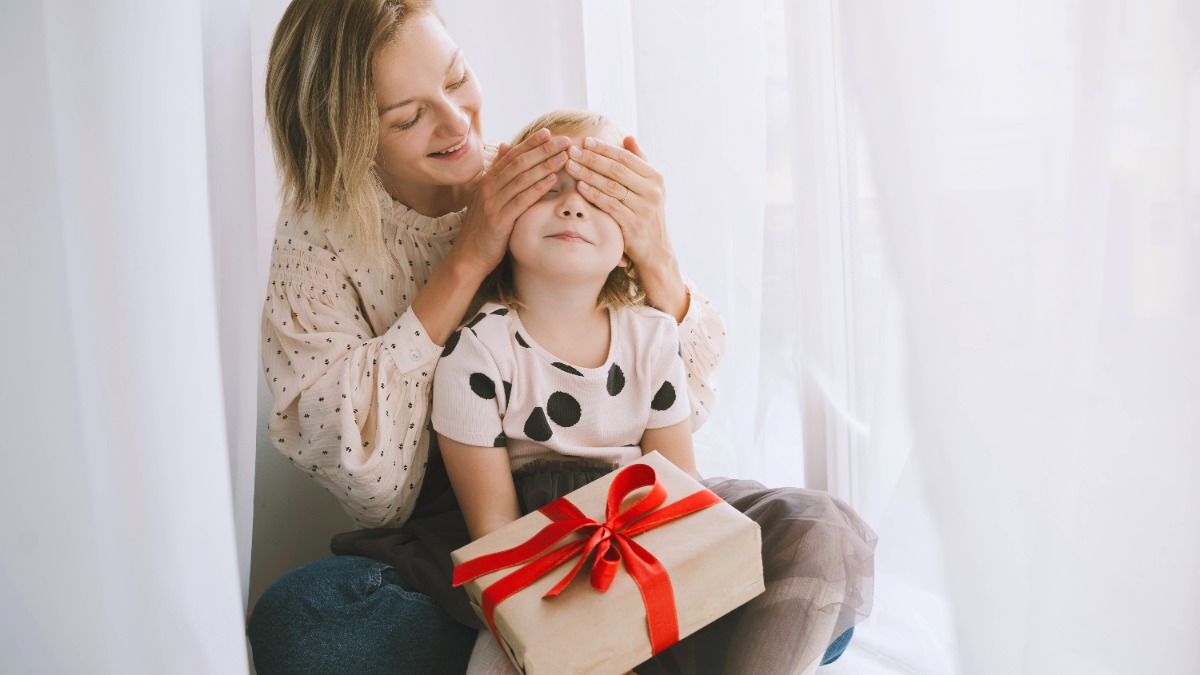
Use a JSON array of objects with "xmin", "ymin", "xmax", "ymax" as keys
[
  {"xmin": 595, "ymin": 1, "xmax": 1200, "ymax": 673},
  {"xmin": 837, "ymin": 1, "xmax": 1200, "ymax": 673},
  {"xmin": 11, "ymin": 0, "xmax": 1189, "ymax": 672},
  {"xmin": 2, "ymin": 1, "xmax": 252, "ymax": 673}
]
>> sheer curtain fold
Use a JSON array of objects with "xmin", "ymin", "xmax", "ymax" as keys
[
  {"xmin": 3, "ymin": 1, "xmax": 252, "ymax": 673},
  {"xmin": 840, "ymin": 1, "xmax": 1200, "ymax": 673},
  {"xmin": 620, "ymin": 0, "xmax": 770, "ymax": 482},
  {"xmin": 598, "ymin": 1, "xmax": 1199, "ymax": 673}
]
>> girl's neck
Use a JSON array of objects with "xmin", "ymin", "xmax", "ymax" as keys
[{"xmin": 514, "ymin": 275, "xmax": 610, "ymax": 367}]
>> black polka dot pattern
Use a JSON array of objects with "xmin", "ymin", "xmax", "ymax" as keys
[
  {"xmin": 491, "ymin": 307, "xmax": 509, "ymax": 316},
  {"xmin": 263, "ymin": 208, "xmax": 726, "ymax": 532},
  {"xmin": 503, "ymin": 380, "xmax": 512, "ymax": 401},
  {"xmin": 524, "ymin": 407, "xmax": 552, "ymax": 441},
  {"xmin": 606, "ymin": 363, "xmax": 625, "ymax": 396},
  {"xmin": 515, "ymin": 331, "xmax": 530, "ymax": 348},
  {"xmin": 466, "ymin": 312, "xmax": 487, "ymax": 329},
  {"xmin": 470, "ymin": 373, "xmax": 497, "ymax": 399},
  {"xmin": 651, "ymin": 381, "xmax": 676, "ymax": 411},
  {"xmin": 493, "ymin": 432, "xmax": 507, "ymax": 447},
  {"xmin": 552, "ymin": 362, "xmax": 584, "ymax": 377},
  {"xmin": 442, "ymin": 330, "xmax": 462, "ymax": 357},
  {"xmin": 546, "ymin": 392, "xmax": 581, "ymax": 427}
]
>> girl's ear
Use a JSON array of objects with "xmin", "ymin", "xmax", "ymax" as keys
[{"xmin": 617, "ymin": 254, "xmax": 631, "ymax": 268}]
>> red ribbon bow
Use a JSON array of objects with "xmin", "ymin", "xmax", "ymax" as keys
[{"xmin": 453, "ymin": 463, "xmax": 722, "ymax": 655}]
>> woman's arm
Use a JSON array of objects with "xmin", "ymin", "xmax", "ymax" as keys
[
  {"xmin": 438, "ymin": 435, "xmax": 522, "ymax": 540},
  {"xmin": 641, "ymin": 420, "xmax": 699, "ymax": 479},
  {"xmin": 263, "ymin": 223, "xmax": 444, "ymax": 528}
]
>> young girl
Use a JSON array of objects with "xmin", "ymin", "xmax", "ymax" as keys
[{"xmin": 432, "ymin": 110, "xmax": 876, "ymax": 675}]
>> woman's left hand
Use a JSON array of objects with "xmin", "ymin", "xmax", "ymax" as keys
[
  {"xmin": 566, "ymin": 136, "xmax": 690, "ymax": 320},
  {"xmin": 566, "ymin": 136, "xmax": 672, "ymax": 270}
]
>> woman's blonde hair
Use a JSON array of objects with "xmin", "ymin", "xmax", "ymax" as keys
[
  {"xmin": 265, "ymin": 0, "xmax": 432, "ymax": 254},
  {"xmin": 478, "ymin": 109, "xmax": 646, "ymax": 311}
]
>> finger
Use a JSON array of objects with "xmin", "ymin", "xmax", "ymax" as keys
[
  {"xmin": 496, "ymin": 173, "xmax": 558, "ymax": 225},
  {"xmin": 570, "ymin": 144, "xmax": 650, "ymax": 197},
  {"xmin": 494, "ymin": 151, "xmax": 566, "ymax": 207},
  {"xmin": 581, "ymin": 136, "xmax": 657, "ymax": 179},
  {"xmin": 623, "ymin": 136, "xmax": 648, "ymax": 161},
  {"xmin": 491, "ymin": 129, "xmax": 568, "ymax": 180},
  {"xmin": 565, "ymin": 157, "xmax": 627, "ymax": 202},
  {"xmin": 577, "ymin": 180, "xmax": 636, "ymax": 221},
  {"xmin": 494, "ymin": 142, "xmax": 510, "ymax": 162},
  {"xmin": 488, "ymin": 128, "xmax": 545, "ymax": 175},
  {"xmin": 489, "ymin": 128, "xmax": 554, "ymax": 177}
]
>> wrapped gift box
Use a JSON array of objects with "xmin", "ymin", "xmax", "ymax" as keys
[{"xmin": 450, "ymin": 451, "xmax": 765, "ymax": 674}]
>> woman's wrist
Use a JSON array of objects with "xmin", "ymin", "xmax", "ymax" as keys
[
  {"xmin": 411, "ymin": 251, "xmax": 488, "ymax": 346},
  {"xmin": 639, "ymin": 258, "xmax": 689, "ymax": 323}
]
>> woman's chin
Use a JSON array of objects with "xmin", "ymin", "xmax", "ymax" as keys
[{"xmin": 429, "ymin": 148, "xmax": 484, "ymax": 185}]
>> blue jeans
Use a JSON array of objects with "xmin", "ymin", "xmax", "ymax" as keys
[
  {"xmin": 247, "ymin": 555, "xmax": 475, "ymax": 674},
  {"xmin": 248, "ymin": 555, "xmax": 854, "ymax": 673}
]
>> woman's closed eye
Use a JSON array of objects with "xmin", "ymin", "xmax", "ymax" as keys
[
  {"xmin": 394, "ymin": 73, "xmax": 469, "ymax": 131},
  {"xmin": 397, "ymin": 111, "xmax": 422, "ymax": 131},
  {"xmin": 447, "ymin": 71, "xmax": 469, "ymax": 91}
]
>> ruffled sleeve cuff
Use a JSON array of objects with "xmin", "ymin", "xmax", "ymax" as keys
[{"xmin": 382, "ymin": 306, "xmax": 443, "ymax": 376}]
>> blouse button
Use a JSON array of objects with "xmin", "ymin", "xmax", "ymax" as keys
[{"xmin": 409, "ymin": 350, "xmax": 421, "ymax": 362}]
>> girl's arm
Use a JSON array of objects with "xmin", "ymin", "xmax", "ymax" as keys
[
  {"xmin": 641, "ymin": 419, "xmax": 699, "ymax": 480},
  {"xmin": 438, "ymin": 434, "xmax": 522, "ymax": 540}
]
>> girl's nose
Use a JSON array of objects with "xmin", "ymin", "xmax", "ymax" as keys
[{"xmin": 557, "ymin": 182, "xmax": 589, "ymax": 219}]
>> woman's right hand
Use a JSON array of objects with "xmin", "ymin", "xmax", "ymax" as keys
[{"xmin": 452, "ymin": 129, "xmax": 570, "ymax": 276}]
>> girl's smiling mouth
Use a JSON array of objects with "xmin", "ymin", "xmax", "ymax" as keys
[{"xmin": 548, "ymin": 231, "xmax": 591, "ymax": 244}]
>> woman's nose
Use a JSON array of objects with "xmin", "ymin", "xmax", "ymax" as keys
[{"xmin": 433, "ymin": 100, "xmax": 470, "ymax": 137}]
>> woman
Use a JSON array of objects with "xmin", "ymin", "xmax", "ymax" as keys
[{"xmin": 248, "ymin": 1, "xmax": 869, "ymax": 673}]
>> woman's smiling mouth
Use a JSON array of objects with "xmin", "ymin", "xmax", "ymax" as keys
[{"xmin": 428, "ymin": 134, "xmax": 470, "ymax": 159}]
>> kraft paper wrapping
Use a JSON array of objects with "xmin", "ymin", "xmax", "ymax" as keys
[{"xmin": 450, "ymin": 452, "xmax": 765, "ymax": 675}]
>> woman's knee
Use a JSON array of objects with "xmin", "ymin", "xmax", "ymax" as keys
[{"xmin": 247, "ymin": 555, "xmax": 473, "ymax": 674}]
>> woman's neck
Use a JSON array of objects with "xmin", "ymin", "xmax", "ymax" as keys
[{"xmin": 377, "ymin": 173, "xmax": 475, "ymax": 217}]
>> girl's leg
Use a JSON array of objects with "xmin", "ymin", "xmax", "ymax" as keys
[{"xmin": 247, "ymin": 555, "xmax": 475, "ymax": 675}]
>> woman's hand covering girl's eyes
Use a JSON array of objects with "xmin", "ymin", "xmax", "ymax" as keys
[
  {"xmin": 451, "ymin": 129, "xmax": 570, "ymax": 277},
  {"xmin": 564, "ymin": 136, "xmax": 671, "ymax": 272}
]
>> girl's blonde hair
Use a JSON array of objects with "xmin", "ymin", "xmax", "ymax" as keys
[
  {"xmin": 265, "ymin": 0, "xmax": 432, "ymax": 255},
  {"xmin": 479, "ymin": 109, "xmax": 647, "ymax": 311}
]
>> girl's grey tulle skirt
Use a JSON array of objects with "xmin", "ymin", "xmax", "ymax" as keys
[{"xmin": 332, "ymin": 458, "xmax": 877, "ymax": 674}]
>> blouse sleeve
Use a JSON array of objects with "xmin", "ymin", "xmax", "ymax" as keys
[
  {"xmin": 675, "ymin": 280, "xmax": 727, "ymax": 431},
  {"xmin": 262, "ymin": 232, "xmax": 441, "ymax": 528}
]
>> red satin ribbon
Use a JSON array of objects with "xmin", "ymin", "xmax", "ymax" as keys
[{"xmin": 452, "ymin": 463, "xmax": 722, "ymax": 656}]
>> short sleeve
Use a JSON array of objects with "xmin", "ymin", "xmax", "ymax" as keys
[
  {"xmin": 645, "ymin": 318, "xmax": 692, "ymax": 430},
  {"xmin": 431, "ymin": 326, "xmax": 508, "ymax": 448}
]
